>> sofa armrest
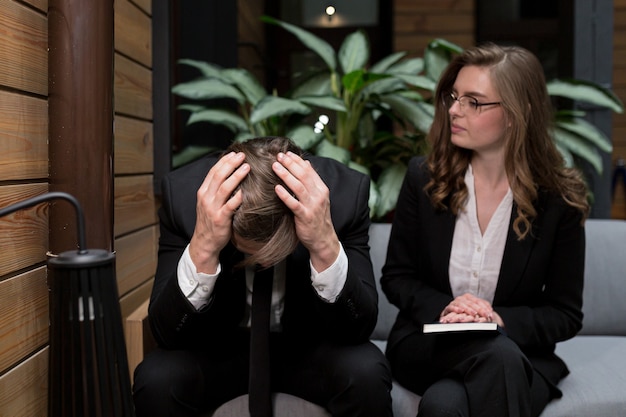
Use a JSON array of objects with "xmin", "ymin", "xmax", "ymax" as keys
[{"xmin": 125, "ymin": 299, "xmax": 156, "ymax": 383}]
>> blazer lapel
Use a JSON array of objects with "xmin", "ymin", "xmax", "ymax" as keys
[{"xmin": 493, "ymin": 205, "xmax": 538, "ymax": 304}]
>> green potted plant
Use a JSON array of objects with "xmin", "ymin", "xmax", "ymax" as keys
[{"xmin": 171, "ymin": 16, "xmax": 623, "ymax": 220}]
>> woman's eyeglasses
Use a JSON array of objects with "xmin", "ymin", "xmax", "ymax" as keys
[{"xmin": 442, "ymin": 92, "xmax": 501, "ymax": 115}]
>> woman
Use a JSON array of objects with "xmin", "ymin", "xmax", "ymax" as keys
[{"xmin": 381, "ymin": 43, "xmax": 589, "ymax": 417}]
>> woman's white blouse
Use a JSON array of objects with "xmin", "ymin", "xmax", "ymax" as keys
[{"xmin": 448, "ymin": 165, "xmax": 513, "ymax": 304}]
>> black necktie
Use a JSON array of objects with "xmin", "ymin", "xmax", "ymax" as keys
[{"xmin": 249, "ymin": 266, "xmax": 273, "ymax": 417}]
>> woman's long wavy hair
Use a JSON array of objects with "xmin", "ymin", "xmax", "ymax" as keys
[
  {"xmin": 227, "ymin": 136, "xmax": 303, "ymax": 267},
  {"xmin": 425, "ymin": 43, "xmax": 589, "ymax": 239}
]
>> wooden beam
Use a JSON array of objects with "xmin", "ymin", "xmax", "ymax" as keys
[{"xmin": 48, "ymin": 0, "xmax": 115, "ymax": 252}]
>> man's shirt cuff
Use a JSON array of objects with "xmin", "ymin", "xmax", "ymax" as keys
[
  {"xmin": 310, "ymin": 244, "xmax": 348, "ymax": 303},
  {"xmin": 177, "ymin": 245, "xmax": 219, "ymax": 310}
]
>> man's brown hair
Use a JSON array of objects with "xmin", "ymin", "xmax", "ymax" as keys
[{"xmin": 227, "ymin": 136, "xmax": 303, "ymax": 267}]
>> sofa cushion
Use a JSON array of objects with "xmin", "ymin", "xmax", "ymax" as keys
[
  {"xmin": 369, "ymin": 223, "xmax": 397, "ymax": 341},
  {"xmin": 210, "ymin": 393, "xmax": 330, "ymax": 417},
  {"xmin": 540, "ymin": 335, "xmax": 626, "ymax": 417},
  {"xmin": 579, "ymin": 219, "xmax": 626, "ymax": 335}
]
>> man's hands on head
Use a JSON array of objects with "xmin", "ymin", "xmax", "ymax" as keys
[
  {"xmin": 272, "ymin": 152, "xmax": 341, "ymax": 272},
  {"xmin": 189, "ymin": 152, "xmax": 249, "ymax": 274}
]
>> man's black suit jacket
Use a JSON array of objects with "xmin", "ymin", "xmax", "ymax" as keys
[
  {"xmin": 381, "ymin": 157, "xmax": 585, "ymax": 391},
  {"xmin": 148, "ymin": 153, "xmax": 378, "ymax": 351}
]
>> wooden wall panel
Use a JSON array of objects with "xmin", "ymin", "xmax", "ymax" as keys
[
  {"xmin": 115, "ymin": 0, "xmax": 152, "ymax": 68},
  {"xmin": 114, "ymin": 175, "xmax": 157, "ymax": 236},
  {"xmin": 0, "ymin": 184, "xmax": 48, "ymax": 276},
  {"xmin": 238, "ymin": 0, "xmax": 267, "ymax": 85},
  {"xmin": 395, "ymin": 0, "xmax": 473, "ymax": 13},
  {"xmin": 395, "ymin": 13, "xmax": 474, "ymax": 34},
  {"xmin": 0, "ymin": 348, "xmax": 48, "ymax": 417},
  {"xmin": 120, "ymin": 278, "xmax": 154, "ymax": 321},
  {"xmin": 114, "ymin": 53, "xmax": 153, "ymax": 120},
  {"xmin": 0, "ymin": 0, "xmax": 47, "ymax": 95},
  {"xmin": 0, "ymin": 268, "xmax": 48, "ymax": 372},
  {"xmin": 22, "ymin": 0, "xmax": 47, "ymax": 13},
  {"xmin": 113, "ymin": 0, "xmax": 157, "ymax": 362},
  {"xmin": 121, "ymin": 278, "xmax": 154, "ymax": 379},
  {"xmin": 392, "ymin": 0, "xmax": 475, "ymax": 56},
  {"xmin": 131, "ymin": 0, "xmax": 151, "ymax": 15},
  {"xmin": 395, "ymin": 34, "xmax": 475, "ymax": 56},
  {"xmin": 115, "ymin": 225, "xmax": 158, "ymax": 296},
  {"xmin": 0, "ymin": 91, "xmax": 48, "ymax": 180},
  {"xmin": 115, "ymin": 115, "xmax": 154, "ymax": 174}
]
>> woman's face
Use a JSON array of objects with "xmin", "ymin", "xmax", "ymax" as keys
[{"xmin": 448, "ymin": 65, "xmax": 508, "ymax": 158}]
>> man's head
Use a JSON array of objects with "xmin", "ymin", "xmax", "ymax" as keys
[{"xmin": 227, "ymin": 137, "xmax": 303, "ymax": 267}]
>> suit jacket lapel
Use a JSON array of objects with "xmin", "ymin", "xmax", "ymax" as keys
[
  {"xmin": 432, "ymin": 210, "xmax": 457, "ymax": 294},
  {"xmin": 493, "ymin": 204, "xmax": 538, "ymax": 304}
]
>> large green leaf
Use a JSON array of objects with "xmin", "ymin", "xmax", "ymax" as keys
[
  {"xmin": 177, "ymin": 104, "xmax": 207, "ymax": 113},
  {"xmin": 342, "ymin": 70, "xmax": 390, "ymax": 97},
  {"xmin": 222, "ymin": 68, "xmax": 266, "ymax": 105},
  {"xmin": 547, "ymin": 79, "xmax": 624, "ymax": 113},
  {"xmin": 187, "ymin": 109, "xmax": 248, "ymax": 133},
  {"xmin": 381, "ymin": 95, "xmax": 434, "ymax": 133},
  {"xmin": 553, "ymin": 128, "xmax": 603, "ymax": 173},
  {"xmin": 555, "ymin": 118, "xmax": 613, "ymax": 153},
  {"xmin": 172, "ymin": 145, "xmax": 215, "ymax": 168},
  {"xmin": 261, "ymin": 16, "xmax": 337, "ymax": 72},
  {"xmin": 387, "ymin": 57, "xmax": 425, "ymax": 76},
  {"xmin": 376, "ymin": 164, "xmax": 407, "ymax": 217},
  {"xmin": 177, "ymin": 59, "xmax": 222, "ymax": 78},
  {"xmin": 298, "ymin": 95, "xmax": 347, "ymax": 112},
  {"xmin": 346, "ymin": 161, "xmax": 379, "ymax": 218},
  {"xmin": 360, "ymin": 77, "xmax": 405, "ymax": 98},
  {"xmin": 234, "ymin": 132, "xmax": 255, "ymax": 143},
  {"xmin": 424, "ymin": 38, "xmax": 463, "ymax": 81},
  {"xmin": 339, "ymin": 30, "xmax": 369, "ymax": 74},
  {"xmin": 291, "ymin": 73, "xmax": 333, "ymax": 98},
  {"xmin": 314, "ymin": 140, "xmax": 351, "ymax": 164},
  {"xmin": 370, "ymin": 51, "xmax": 407, "ymax": 73},
  {"xmin": 391, "ymin": 74, "xmax": 437, "ymax": 91},
  {"xmin": 171, "ymin": 78, "xmax": 245, "ymax": 103},
  {"xmin": 249, "ymin": 96, "xmax": 311, "ymax": 124},
  {"xmin": 286, "ymin": 125, "xmax": 323, "ymax": 150}
]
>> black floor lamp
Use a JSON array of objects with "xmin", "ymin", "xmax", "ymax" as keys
[{"xmin": 0, "ymin": 192, "xmax": 135, "ymax": 417}]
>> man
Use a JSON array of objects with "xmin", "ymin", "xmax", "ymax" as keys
[{"xmin": 133, "ymin": 137, "xmax": 392, "ymax": 417}]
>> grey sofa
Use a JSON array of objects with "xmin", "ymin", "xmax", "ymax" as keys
[{"xmin": 210, "ymin": 219, "xmax": 626, "ymax": 417}]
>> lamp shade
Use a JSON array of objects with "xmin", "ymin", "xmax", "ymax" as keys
[
  {"xmin": 48, "ymin": 249, "xmax": 134, "ymax": 416},
  {"xmin": 0, "ymin": 192, "xmax": 134, "ymax": 417}
]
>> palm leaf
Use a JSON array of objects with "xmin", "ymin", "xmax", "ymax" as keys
[
  {"xmin": 555, "ymin": 118, "xmax": 613, "ymax": 153},
  {"xmin": 249, "ymin": 96, "xmax": 311, "ymax": 124},
  {"xmin": 172, "ymin": 145, "xmax": 215, "ymax": 168},
  {"xmin": 553, "ymin": 129, "xmax": 603, "ymax": 173},
  {"xmin": 387, "ymin": 57, "xmax": 425, "ymax": 76},
  {"xmin": 314, "ymin": 140, "xmax": 352, "ymax": 164},
  {"xmin": 187, "ymin": 109, "xmax": 248, "ymax": 133},
  {"xmin": 261, "ymin": 15, "xmax": 337, "ymax": 71},
  {"xmin": 291, "ymin": 73, "xmax": 333, "ymax": 98},
  {"xmin": 547, "ymin": 79, "xmax": 624, "ymax": 113},
  {"xmin": 391, "ymin": 74, "xmax": 436, "ymax": 91},
  {"xmin": 381, "ymin": 95, "xmax": 434, "ymax": 133},
  {"xmin": 370, "ymin": 51, "xmax": 407, "ymax": 73},
  {"xmin": 424, "ymin": 38, "xmax": 463, "ymax": 82},
  {"xmin": 177, "ymin": 59, "xmax": 222, "ymax": 77},
  {"xmin": 171, "ymin": 78, "xmax": 245, "ymax": 103},
  {"xmin": 286, "ymin": 125, "xmax": 323, "ymax": 150},
  {"xmin": 222, "ymin": 68, "xmax": 266, "ymax": 105},
  {"xmin": 339, "ymin": 30, "xmax": 369, "ymax": 74},
  {"xmin": 376, "ymin": 164, "xmax": 407, "ymax": 217},
  {"xmin": 298, "ymin": 95, "xmax": 347, "ymax": 112}
]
